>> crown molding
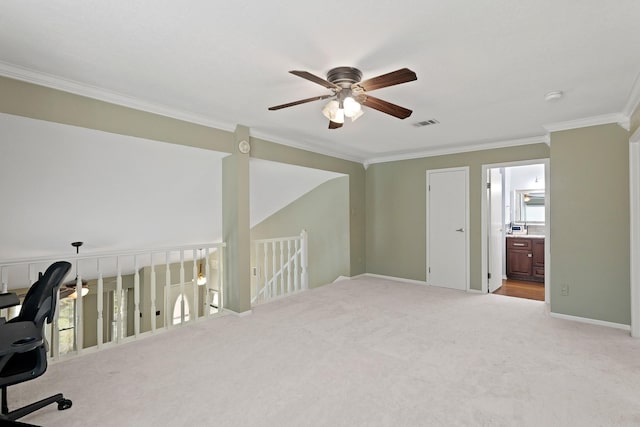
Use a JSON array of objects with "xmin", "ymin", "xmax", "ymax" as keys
[
  {"xmin": 249, "ymin": 130, "xmax": 367, "ymax": 164},
  {"xmin": 0, "ymin": 61, "xmax": 369, "ymax": 164},
  {"xmin": 543, "ymin": 113, "xmax": 628, "ymax": 133},
  {"xmin": 0, "ymin": 60, "xmax": 236, "ymax": 133},
  {"xmin": 364, "ymin": 134, "xmax": 549, "ymax": 166},
  {"xmin": 3, "ymin": 61, "xmax": 637, "ymax": 167}
]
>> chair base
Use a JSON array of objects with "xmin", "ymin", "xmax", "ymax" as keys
[{"xmin": 1, "ymin": 386, "xmax": 72, "ymax": 422}]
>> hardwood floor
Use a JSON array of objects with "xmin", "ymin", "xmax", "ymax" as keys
[{"xmin": 493, "ymin": 278, "xmax": 545, "ymax": 301}]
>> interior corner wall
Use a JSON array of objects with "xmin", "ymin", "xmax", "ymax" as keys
[
  {"xmin": 251, "ymin": 176, "xmax": 350, "ymax": 288},
  {"xmin": 549, "ymin": 124, "xmax": 630, "ymax": 325},
  {"xmin": 249, "ymin": 137, "xmax": 366, "ymax": 277},
  {"xmin": 365, "ymin": 143, "xmax": 550, "ymax": 288}
]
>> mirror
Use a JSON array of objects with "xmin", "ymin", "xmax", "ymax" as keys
[{"xmin": 514, "ymin": 189, "xmax": 545, "ymax": 222}]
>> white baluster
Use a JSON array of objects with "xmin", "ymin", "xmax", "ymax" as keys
[
  {"xmin": 97, "ymin": 258, "xmax": 104, "ymax": 349},
  {"xmin": 52, "ymin": 287, "xmax": 60, "ymax": 359},
  {"xmin": 271, "ymin": 241, "xmax": 277, "ymax": 298},
  {"xmin": 294, "ymin": 238, "xmax": 300, "ymax": 292},
  {"xmin": 134, "ymin": 255, "xmax": 140, "ymax": 337},
  {"xmin": 205, "ymin": 248, "xmax": 211, "ymax": 314},
  {"xmin": 192, "ymin": 249, "xmax": 199, "ymax": 321},
  {"xmin": 150, "ymin": 252, "xmax": 156, "ymax": 332},
  {"xmin": 165, "ymin": 251, "xmax": 171, "ymax": 329},
  {"xmin": 116, "ymin": 257, "xmax": 123, "ymax": 343},
  {"xmin": 218, "ymin": 245, "xmax": 224, "ymax": 311},
  {"xmin": 180, "ymin": 250, "xmax": 185, "ymax": 324},
  {"xmin": 287, "ymin": 239, "xmax": 293, "ymax": 294},
  {"xmin": 260, "ymin": 243, "xmax": 266, "ymax": 301},
  {"xmin": 28, "ymin": 264, "xmax": 36, "ymax": 286},
  {"xmin": 0, "ymin": 267, "xmax": 7, "ymax": 293},
  {"xmin": 75, "ymin": 272, "xmax": 84, "ymax": 353},
  {"xmin": 0, "ymin": 267, "xmax": 7, "ymax": 320},
  {"xmin": 253, "ymin": 243, "xmax": 259, "ymax": 304},
  {"xmin": 279, "ymin": 241, "xmax": 285, "ymax": 295},
  {"xmin": 301, "ymin": 229, "xmax": 309, "ymax": 290}
]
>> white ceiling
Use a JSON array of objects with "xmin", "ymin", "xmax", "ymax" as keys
[
  {"xmin": 1, "ymin": 1, "xmax": 639, "ymax": 163},
  {"xmin": 0, "ymin": 113, "xmax": 341, "ymax": 263}
]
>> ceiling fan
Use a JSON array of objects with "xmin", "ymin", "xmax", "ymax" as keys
[
  {"xmin": 60, "ymin": 241, "xmax": 89, "ymax": 299},
  {"xmin": 268, "ymin": 67, "xmax": 417, "ymax": 129}
]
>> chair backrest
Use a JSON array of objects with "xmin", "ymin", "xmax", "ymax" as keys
[{"xmin": 16, "ymin": 261, "xmax": 72, "ymax": 328}]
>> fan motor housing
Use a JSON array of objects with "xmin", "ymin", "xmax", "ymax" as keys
[{"xmin": 327, "ymin": 67, "xmax": 362, "ymax": 87}]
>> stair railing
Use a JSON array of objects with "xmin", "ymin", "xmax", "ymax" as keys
[{"xmin": 252, "ymin": 230, "xmax": 308, "ymax": 305}]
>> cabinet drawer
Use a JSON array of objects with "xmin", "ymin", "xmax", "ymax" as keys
[
  {"xmin": 534, "ymin": 267, "xmax": 545, "ymax": 277},
  {"xmin": 507, "ymin": 238, "xmax": 531, "ymax": 249}
]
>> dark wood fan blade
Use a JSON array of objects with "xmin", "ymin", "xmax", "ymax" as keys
[
  {"xmin": 359, "ymin": 95, "xmax": 413, "ymax": 119},
  {"xmin": 355, "ymin": 68, "xmax": 417, "ymax": 92},
  {"xmin": 290, "ymin": 70, "xmax": 340, "ymax": 90},
  {"xmin": 328, "ymin": 120, "xmax": 343, "ymax": 129},
  {"xmin": 268, "ymin": 94, "xmax": 333, "ymax": 111}
]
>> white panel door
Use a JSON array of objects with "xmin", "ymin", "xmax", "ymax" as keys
[
  {"xmin": 488, "ymin": 168, "xmax": 504, "ymax": 292},
  {"xmin": 427, "ymin": 168, "xmax": 468, "ymax": 290}
]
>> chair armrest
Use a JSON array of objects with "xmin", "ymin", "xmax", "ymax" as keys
[{"xmin": 0, "ymin": 292, "xmax": 20, "ymax": 310}]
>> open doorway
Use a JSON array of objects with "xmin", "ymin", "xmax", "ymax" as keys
[{"xmin": 481, "ymin": 159, "xmax": 550, "ymax": 303}]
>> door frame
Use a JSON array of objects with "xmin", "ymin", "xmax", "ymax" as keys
[
  {"xmin": 426, "ymin": 166, "xmax": 470, "ymax": 291},
  {"xmin": 480, "ymin": 158, "xmax": 550, "ymax": 303},
  {"xmin": 487, "ymin": 167, "xmax": 504, "ymax": 293},
  {"xmin": 630, "ymin": 127, "xmax": 640, "ymax": 337}
]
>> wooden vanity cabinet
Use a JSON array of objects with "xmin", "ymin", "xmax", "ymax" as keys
[{"xmin": 506, "ymin": 237, "xmax": 544, "ymax": 282}]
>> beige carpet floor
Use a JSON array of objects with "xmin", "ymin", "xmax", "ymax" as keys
[{"xmin": 10, "ymin": 276, "xmax": 640, "ymax": 426}]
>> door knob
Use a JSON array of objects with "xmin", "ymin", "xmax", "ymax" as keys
[
  {"xmin": 528, "ymin": 253, "xmax": 532, "ymax": 257},
  {"xmin": 456, "ymin": 228, "xmax": 465, "ymax": 232}
]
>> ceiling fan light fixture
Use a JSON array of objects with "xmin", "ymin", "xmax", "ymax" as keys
[
  {"xmin": 333, "ymin": 108, "xmax": 345, "ymax": 124},
  {"xmin": 343, "ymin": 96, "xmax": 362, "ymax": 118},
  {"xmin": 350, "ymin": 108, "xmax": 364, "ymax": 122},
  {"xmin": 69, "ymin": 287, "xmax": 89, "ymax": 299},
  {"xmin": 321, "ymin": 100, "xmax": 344, "ymax": 124}
]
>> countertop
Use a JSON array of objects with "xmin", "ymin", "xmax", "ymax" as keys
[{"xmin": 506, "ymin": 234, "xmax": 545, "ymax": 239}]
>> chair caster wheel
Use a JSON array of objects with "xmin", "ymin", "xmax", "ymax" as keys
[{"xmin": 57, "ymin": 399, "xmax": 72, "ymax": 410}]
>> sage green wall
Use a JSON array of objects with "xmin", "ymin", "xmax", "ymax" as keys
[
  {"xmin": 250, "ymin": 137, "xmax": 366, "ymax": 277},
  {"xmin": 366, "ymin": 143, "xmax": 550, "ymax": 289},
  {"xmin": 549, "ymin": 124, "xmax": 630, "ymax": 324},
  {"xmin": 251, "ymin": 176, "xmax": 350, "ymax": 289},
  {"xmin": 0, "ymin": 76, "xmax": 234, "ymax": 152}
]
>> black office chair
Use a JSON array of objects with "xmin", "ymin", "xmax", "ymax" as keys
[{"xmin": 0, "ymin": 261, "xmax": 73, "ymax": 424}]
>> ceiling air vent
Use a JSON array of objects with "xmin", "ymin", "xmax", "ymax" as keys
[{"xmin": 414, "ymin": 119, "xmax": 439, "ymax": 127}]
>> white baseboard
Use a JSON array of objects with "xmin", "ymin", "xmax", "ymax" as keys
[
  {"xmin": 358, "ymin": 273, "xmax": 428, "ymax": 286},
  {"xmin": 333, "ymin": 275, "xmax": 352, "ymax": 282},
  {"xmin": 550, "ymin": 312, "xmax": 630, "ymax": 331},
  {"xmin": 358, "ymin": 273, "xmax": 485, "ymax": 294}
]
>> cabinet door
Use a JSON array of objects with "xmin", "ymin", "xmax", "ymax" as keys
[
  {"xmin": 532, "ymin": 239, "xmax": 545, "ymax": 279},
  {"xmin": 532, "ymin": 240, "xmax": 544, "ymax": 267},
  {"xmin": 507, "ymin": 249, "xmax": 533, "ymax": 276}
]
